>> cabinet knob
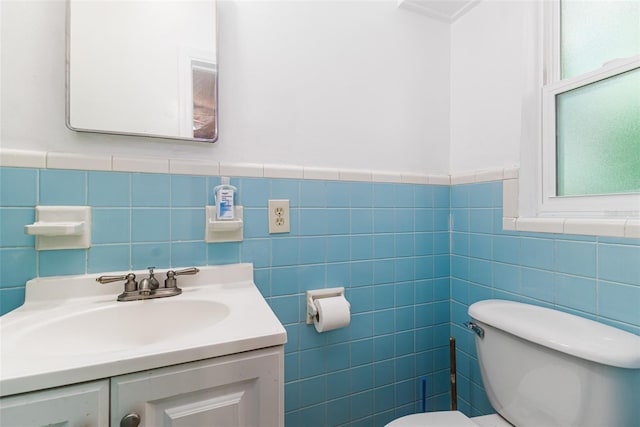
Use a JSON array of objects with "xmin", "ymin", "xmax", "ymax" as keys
[{"xmin": 120, "ymin": 412, "xmax": 141, "ymax": 427}]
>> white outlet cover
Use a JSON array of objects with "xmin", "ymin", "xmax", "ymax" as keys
[{"xmin": 268, "ymin": 200, "xmax": 290, "ymax": 234}]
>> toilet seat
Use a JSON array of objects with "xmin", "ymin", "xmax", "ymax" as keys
[{"xmin": 385, "ymin": 410, "xmax": 479, "ymax": 427}]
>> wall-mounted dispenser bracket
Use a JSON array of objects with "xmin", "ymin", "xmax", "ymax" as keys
[
  {"xmin": 306, "ymin": 287, "xmax": 346, "ymax": 324},
  {"xmin": 205, "ymin": 206, "xmax": 244, "ymax": 243},
  {"xmin": 24, "ymin": 206, "xmax": 91, "ymax": 250}
]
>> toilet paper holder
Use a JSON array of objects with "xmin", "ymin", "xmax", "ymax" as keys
[{"xmin": 305, "ymin": 287, "xmax": 347, "ymax": 324}]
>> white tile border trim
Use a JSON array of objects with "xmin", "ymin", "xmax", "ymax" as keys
[
  {"xmin": 449, "ymin": 171, "xmax": 476, "ymax": 185},
  {"xmin": 170, "ymin": 159, "xmax": 220, "ymax": 176},
  {"xmin": 401, "ymin": 174, "xmax": 429, "ymax": 185},
  {"xmin": 516, "ymin": 217, "xmax": 565, "ymax": 234},
  {"xmin": 502, "ymin": 217, "xmax": 517, "ymax": 231},
  {"xmin": 372, "ymin": 171, "xmax": 402, "ymax": 183},
  {"xmin": 503, "ymin": 167, "xmax": 519, "ymax": 179},
  {"xmin": 264, "ymin": 165, "xmax": 304, "ymax": 179},
  {"xmin": 0, "ymin": 148, "xmax": 446, "ymax": 185},
  {"xmin": 0, "ymin": 149, "xmax": 47, "ymax": 169},
  {"xmin": 113, "ymin": 156, "xmax": 169, "ymax": 174},
  {"xmin": 502, "ymin": 179, "xmax": 519, "ymax": 218},
  {"xmin": 2, "ymin": 150, "xmax": 638, "ymax": 238},
  {"xmin": 428, "ymin": 175, "xmax": 451, "ymax": 185},
  {"xmin": 625, "ymin": 220, "xmax": 640, "ymax": 238},
  {"xmin": 339, "ymin": 169, "xmax": 373, "ymax": 182},
  {"xmin": 219, "ymin": 162, "xmax": 264, "ymax": 178},
  {"xmin": 564, "ymin": 218, "xmax": 627, "ymax": 238},
  {"xmin": 303, "ymin": 167, "xmax": 340, "ymax": 181},
  {"xmin": 450, "ymin": 167, "xmax": 519, "ymax": 184},
  {"xmin": 504, "ymin": 216, "xmax": 636, "ymax": 238},
  {"xmin": 47, "ymin": 152, "xmax": 112, "ymax": 171}
]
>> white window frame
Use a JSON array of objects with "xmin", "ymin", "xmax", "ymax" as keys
[{"xmin": 537, "ymin": 0, "xmax": 640, "ymax": 219}]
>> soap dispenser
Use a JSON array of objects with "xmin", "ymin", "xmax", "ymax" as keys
[
  {"xmin": 213, "ymin": 177, "xmax": 237, "ymax": 220},
  {"xmin": 206, "ymin": 177, "xmax": 243, "ymax": 243}
]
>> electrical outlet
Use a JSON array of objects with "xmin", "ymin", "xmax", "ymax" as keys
[{"xmin": 268, "ymin": 199, "xmax": 290, "ymax": 234}]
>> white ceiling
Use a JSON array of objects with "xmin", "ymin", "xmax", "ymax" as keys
[{"xmin": 398, "ymin": 0, "xmax": 481, "ymax": 23}]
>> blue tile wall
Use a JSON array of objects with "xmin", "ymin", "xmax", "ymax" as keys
[
  {"xmin": 1, "ymin": 168, "xmax": 638, "ymax": 425},
  {"xmin": 450, "ymin": 181, "xmax": 640, "ymax": 418},
  {"xmin": 0, "ymin": 167, "xmax": 451, "ymax": 427}
]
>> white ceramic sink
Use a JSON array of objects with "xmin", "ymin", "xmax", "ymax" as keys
[
  {"xmin": 13, "ymin": 300, "xmax": 230, "ymax": 356},
  {"xmin": 0, "ymin": 264, "xmax": 286, "ymax": 397}
]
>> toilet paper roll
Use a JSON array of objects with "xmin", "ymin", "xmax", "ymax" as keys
[{"xmin": 313, "ymin": 295, "xmax": 351, "ymax": 333}]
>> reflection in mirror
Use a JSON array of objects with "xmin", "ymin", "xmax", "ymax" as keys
[
  {"xmin": 191, "ymin": 61, "xmax": 217, "ymax": 140},
  {"xmin": 66, "ymin": 0, "xmax": 218, "ymax": 142}
]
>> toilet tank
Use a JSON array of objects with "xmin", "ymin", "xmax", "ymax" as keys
[{"xmin": 468, "ymin": 300, "xmax": 640, "ymax": 427}]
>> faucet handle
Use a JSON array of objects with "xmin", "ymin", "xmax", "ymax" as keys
[
  {"xmin": 165, "ymin": 267, "xmax": 200, "ymax": 288},
  {"xmin": 96, "ymin": 273, "xmax": 137, "ymax": 293},
  {"xmin": 173, "ymin": 267, "xmax": 200, "ymax": 276}
]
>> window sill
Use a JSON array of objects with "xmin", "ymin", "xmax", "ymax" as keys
[
  {"xmin": 502, "ymin": 216, "xmax": 639, "ymax": 238},
  {"xmin": 502, "ymin": 175, "xmax": 640, "ymax": 238}
]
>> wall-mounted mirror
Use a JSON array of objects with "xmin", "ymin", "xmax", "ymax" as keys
[{"xmin": 66, "ymin": 0, "xmax": 218, "ymax": 142}]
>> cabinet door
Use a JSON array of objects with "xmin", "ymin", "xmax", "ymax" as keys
[
  {"xmin": 111, "ymin": 347, "xmax": 284, "ymax": 427},
  {"xmin": 0, "ymin": 380, "xmax": 109, "ymax": 427}
]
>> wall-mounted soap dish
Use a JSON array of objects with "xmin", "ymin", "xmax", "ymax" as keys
[
  {"xmin": 24, "ymin": 206, "xmax": 91, "ymax": 250},
  {"xmin": 25, "ymin": 222, "xmax": 84, "ymax": 236},
  {"xmin": 205, "ymin": 206, "xmax": 244, "ymax": 243}
]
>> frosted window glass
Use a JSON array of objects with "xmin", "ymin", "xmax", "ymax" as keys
[
  {"xmin": 561, "ymin": 1, "xmax": 640, "ymax": 79},
  {"xmin": 556, "ymin": 68, "xmax": 640, "ymax": 196}
]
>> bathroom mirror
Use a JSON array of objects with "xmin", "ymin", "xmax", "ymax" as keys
[{"xmin": 66, "ymin": 0, "xmax": 218, "ymax": 142}]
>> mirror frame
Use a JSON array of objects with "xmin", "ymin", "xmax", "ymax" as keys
[{"xmin": 64, "ymin": 0, "xmax": 219, "ymax": 143}]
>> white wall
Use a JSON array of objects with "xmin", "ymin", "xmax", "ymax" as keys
[
  {"xmin": 450, "ymin": 0, "xmax": 530, "ymax": 174},
  {"xmin": 0, "ymin": 0, "xmax": 451, "ymax": 175}
]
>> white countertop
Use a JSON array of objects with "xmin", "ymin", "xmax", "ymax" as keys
[{"xmin": 0, "ymin": 263, "xmax": 287, "ymax": 397}]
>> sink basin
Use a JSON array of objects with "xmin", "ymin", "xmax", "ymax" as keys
[
  {"xmin": 0, "ymin": 263, "xmax": 287, "ymax": 397},
  {"xmin": 13, "ymin": 300, "xmax": 229, "ymax": 356}
]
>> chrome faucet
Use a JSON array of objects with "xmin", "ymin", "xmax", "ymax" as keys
[{"xmin": 96, "ymin": 267, "xmax": 200, "ymax": 301}]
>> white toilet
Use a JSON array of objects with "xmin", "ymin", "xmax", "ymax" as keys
[{"xmin": 387, "ymin": 299, "xmax": 640, "ymax": 427}]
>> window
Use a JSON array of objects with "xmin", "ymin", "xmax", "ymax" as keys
[{"xmin": 539, "ymin": 0, "xmax": 639, "ymax": 217}]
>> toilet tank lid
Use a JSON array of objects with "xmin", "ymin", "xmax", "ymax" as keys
[{"xmin": 468, "ymin": 300, "xmax": 640, "ymax": 369}]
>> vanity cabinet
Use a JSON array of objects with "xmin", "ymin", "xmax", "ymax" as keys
[
  {"xmin": 0, "ymin": 380, "xmax": 110, "ymax": 426},
  {"xmin": 111, "ymin": 346, "xmax": 283, "ymax": 427},
  {"xmin": 1, "ymin": 264, "xmax": 287, "ymax": 427},
  {"xmin": 0, "ymin": 346, "xmax": 283, "ymax": 427}
]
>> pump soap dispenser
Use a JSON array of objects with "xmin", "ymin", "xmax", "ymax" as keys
[
  {"xmin": 206, "ymin": 177, "xmax": 243, "ymax": 243},
  {"xmin": 214, "ymin": 177, "xmax": 237, "ymax": 220}
]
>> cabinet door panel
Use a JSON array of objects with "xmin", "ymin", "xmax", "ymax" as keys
[
  {"xmin": 111, "ymin": 347, "xmax": 283, "ymax": 427},
  {"xmin": 148, "ymin": 380, "xmax": 257, "ymax": 426},
  {"xmin": 0, "ymin": 380, "xmax": 109, "ymax": 427}
]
